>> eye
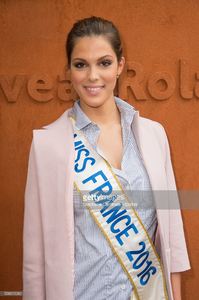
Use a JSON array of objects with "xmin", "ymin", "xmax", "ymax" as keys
[
  {"xmin": 100, "ymin": 59, "xmax": 112, "ymax": 67},
  {"xmin": 73, "ymin": 62, "xmax": 86, "ymax": 69}
]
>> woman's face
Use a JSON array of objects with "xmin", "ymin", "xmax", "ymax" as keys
[{"xmin": 69, "ymin": 35, "xmax": 125, "ymax": 109}]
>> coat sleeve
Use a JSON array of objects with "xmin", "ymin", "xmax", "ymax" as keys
[
  {"xmin": 160, "ymin": 125, "xmax": 191, "ymax": 273},
  {"xmin": 23, "ymin": 138, "xmax": 46, "ymax": 300}
]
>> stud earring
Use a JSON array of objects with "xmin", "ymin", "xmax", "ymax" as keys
[{"xmin": 116, "ymin": 74, "xmax": 119, "ymax": 79}]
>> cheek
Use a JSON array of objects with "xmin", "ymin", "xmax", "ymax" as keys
[
  {"xmin": 104, "ymin": 72, "xmax": 117, "ymax": 85},
  {"xmin": 103, "ymin": 68, "xmax": 118, "ymax": 82},
  {"xmin": 71, "ymin": 72, "xmax": 86, "ymax": 85}
]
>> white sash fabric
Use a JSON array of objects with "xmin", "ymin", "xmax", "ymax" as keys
[{"xmin": 70, "ymin": 117, "xmax": 168, "ymax": 300}]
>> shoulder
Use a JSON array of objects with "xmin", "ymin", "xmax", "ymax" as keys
[
  {"xmin": 31, "ymin": 108, "xmax": 74, "ymax": 158},
  {"xmin": 139, "ymin": 115, "xmax": 165, "ymax": 132},
  {"xmin": 138, "ymin": 115, "xmax": 168, "ymax": 143},
  {"xmin": 32, "ymin": 107, "xmax": 73, "ymax": 139},
  {"xmin": 116, "ymin": 96, "xmax": 169, "ymax": 149},
  {"xmin": 134, "ymin": 114, "xmax": 171, "ymax": 161},
  {"xmin": 39, "ymin": 107, "xmax": 73, "ymax": 131},
  {"xmin": 116, "ymin": 96, "xmax": 167, "ymax": 139}
]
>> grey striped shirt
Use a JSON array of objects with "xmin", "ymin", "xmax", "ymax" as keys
[{"xmin": 68, "ymin": 97, "xmax": 157, "ymax": 300}]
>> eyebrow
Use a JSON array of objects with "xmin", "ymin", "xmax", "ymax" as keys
[{"xmin": 72, "ymin": 55, "xmax": 114, "ymax": 62}]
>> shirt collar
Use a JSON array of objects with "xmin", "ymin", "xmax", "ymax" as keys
[
  {"xmin": 68, "ymin": 96, "xmax": 137, "ymax": 130},
  {"xmin": 114, "ymin": 96, "xmax": 137, "ymax": 127},
  {"xmin": 68, "ymin": 99, "xmax": 93, "ymax": 130}
]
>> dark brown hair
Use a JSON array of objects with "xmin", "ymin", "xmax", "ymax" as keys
[{"xmin": 66, "ymin": 16, "xmax": 123, "ymax": 67}]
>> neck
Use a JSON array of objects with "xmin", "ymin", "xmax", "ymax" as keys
[{"xmin": 79, "ymin": 96, "xmax": 121, "ymax": 127}]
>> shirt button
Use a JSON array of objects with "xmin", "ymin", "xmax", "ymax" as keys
[{"xmin": 120, "ymin": 284, "xmax": 126, "ymax": 290}]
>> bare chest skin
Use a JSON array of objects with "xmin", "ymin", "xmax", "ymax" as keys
[{"xmin": 97, "ymin": 124, "xmax": 123, "ymax": 170}]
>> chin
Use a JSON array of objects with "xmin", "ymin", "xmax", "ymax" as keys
[
  {"xmin": 79, "ymin": 95, "xmax": 106, "ymax": 107},
  {"xmin": 84, "ymin": 100, "xmax": 106, "ymax": 108}
]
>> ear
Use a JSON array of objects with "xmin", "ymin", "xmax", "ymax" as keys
[{"xmin": 117, "ymin": 56, "xmax": 125, "ymax": 76}]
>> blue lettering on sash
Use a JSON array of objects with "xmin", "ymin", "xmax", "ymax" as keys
[
  {"xmin": 110, "ymin": 215, "xmax": 131, "ymax": 233},
  {"xmin": 74, "ymin": 140, "xmax": 84, "ymax": 148},
  {"xmin": 99, "ymin": 196, "xmax": 116, "ymax": 212},
  {"xmin": 82, "ymin": 170, "xmax": 113, "ymax": 197},
  {"xmin": 83, "ymin": 170, "xmax": 107, "ymax": 184},
  {"xmin": 75, "ymin": 157, "xmax": 96, "ymax": 173},
  {"xmin": 126, "ymin": 242, "xmax": 157, "ymax": 285},
  {"xmin": 75, "ymin": 148, "xmax": 90, "ymax": 163},
  {"xmin": 90, "ymin": 180, "xmax": 113, "ymax": 196},
  {"xmin": 73, "ymin": 136, "xmax": 96, "ymax": 173},
  {"xmin": 115, "ymin": 223, "xmax": 138, "ymax": 245},
  {"xmin": 100, "ymin": 200, "xmax": 156, "ymax": 286},
  {"xmin": 100, "ymin": 203, "xmax": 138, "ymax": 240},
  {"xmin": 101, "ymin": 203, "xmax": 126, "ymax": 223},
  {"xmin": 101, "ymin": 203, "xmax": 138, "ymax": 243},
  {"xmin": 73, "ymin": 134, "xmax": 113, "ymax": 197}
]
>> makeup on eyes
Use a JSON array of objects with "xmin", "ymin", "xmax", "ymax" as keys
[{"xmin": 72, "ymin": 55, "xmax": 114, "ymax": 68}]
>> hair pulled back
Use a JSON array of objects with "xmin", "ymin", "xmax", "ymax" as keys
[{"xmin": 66, "ymin": 16, "xmax": 123, "ymax": 67}]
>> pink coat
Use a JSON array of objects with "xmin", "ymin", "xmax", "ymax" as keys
[{"xmin": 23, "ymin": 108, "xmax": 191, "ymax": 300}]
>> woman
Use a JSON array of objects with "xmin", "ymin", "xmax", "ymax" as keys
[{"xmin": 23, "ymin": 16, "xmax": 190, "ymax": 300}]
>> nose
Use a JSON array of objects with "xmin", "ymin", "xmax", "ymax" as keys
[{"xmin": 88, "ymin": 66, "xmax": 99, "ymax": 82}]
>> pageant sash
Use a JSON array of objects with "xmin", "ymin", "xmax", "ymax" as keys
[{"xmin": 70, "ymin": 117, "xmax": 168, "ymax": 300}]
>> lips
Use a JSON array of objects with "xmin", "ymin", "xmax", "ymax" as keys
[{"xmin": 84, "ymin": 85, "xmax": 105, "ymax": 95}]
